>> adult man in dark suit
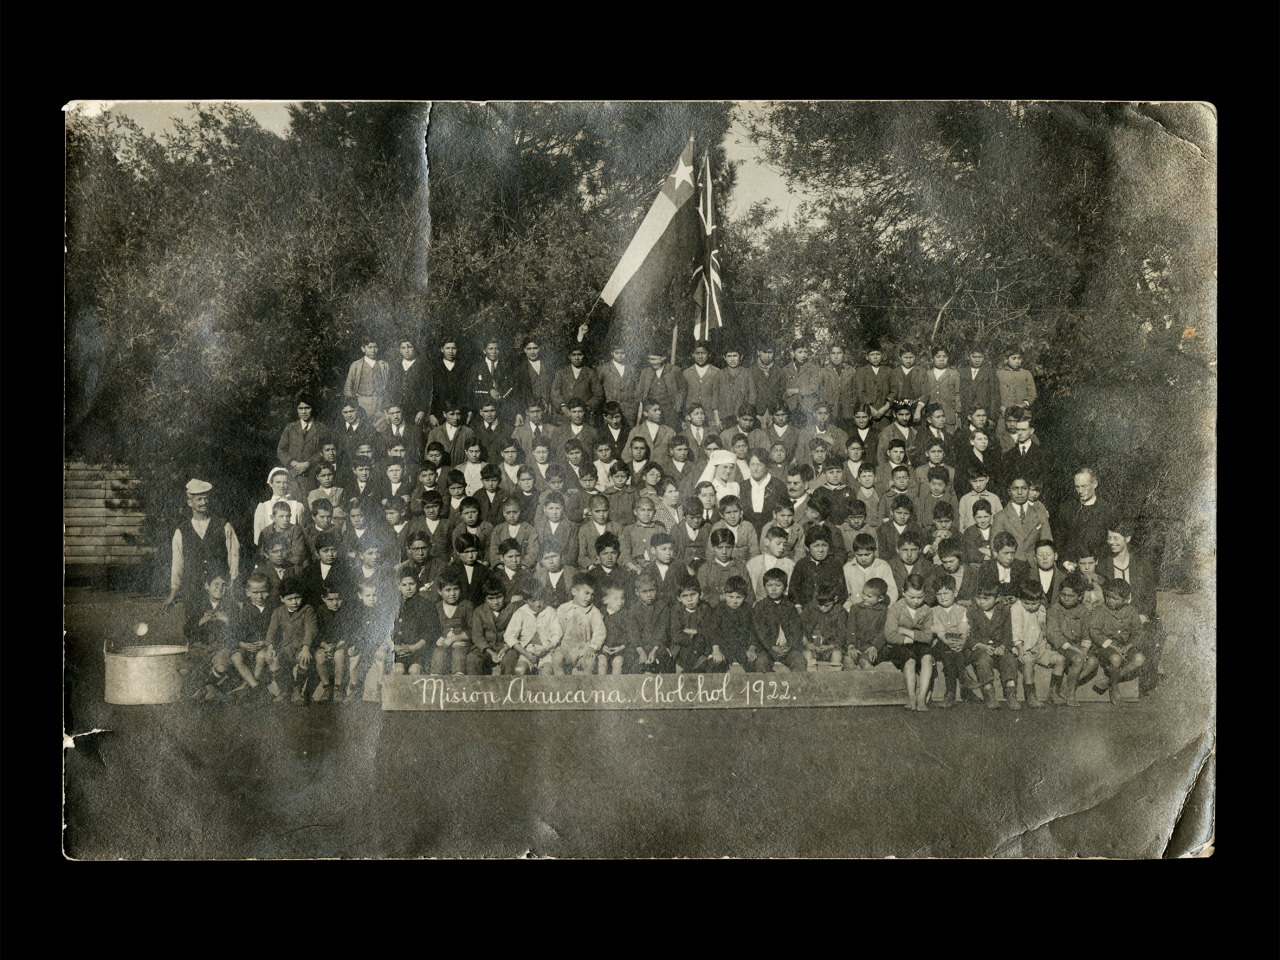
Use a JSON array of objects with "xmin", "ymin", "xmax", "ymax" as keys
[{"xmin": 1055, "ymin": 467, "xmax": 1118, "ymax": 566}]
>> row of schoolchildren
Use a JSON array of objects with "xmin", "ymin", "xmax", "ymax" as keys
[
  {"xmin": 331, "ymin": 333, "xmax": 1037, "ymax": 442},
  {"xmin": 185, "ymin": 515, "xmax": 1144, "ymax": 710}
]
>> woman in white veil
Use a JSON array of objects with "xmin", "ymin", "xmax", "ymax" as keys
[{"xmin": 695, "ymin": 449, "xmax": 741, "ymax": 504}]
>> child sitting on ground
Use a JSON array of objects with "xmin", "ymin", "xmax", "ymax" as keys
[
  {"xmin": 801, "ymin": 587, "xmax": 847, "ymax": 671},
  {"xmin": 706, "ymin": 575, "xmax": 753, "ymax": 673},
  {"xmin": 1086, "ymin": 578, "xmax": 1146, "ymax": 707},
  {"xmin": 503, "ymin": 579, "xmax": 563, "ymax": 675},
  {"xmin": 659, "ymin": 578, "xmax": 711, "ymax": 674},
  {"xmin": 390, "ymin": 572, "xmax": 438, "ymax": 676},
  {"xmin": 467, "ymin": 582, "xmax": 515, "ymax": 675},
  {"xmin": 549, "ymin": 577, "xmax": 606, "ymax": 675},
  {"xmin": 930, "ymin": 575, "xmax": 969, "ymax": 708},
  {"xmin": 846, "ymin": 577, "xmax": 890, "ymax": 669},
  {"xmin": 884, "ymin": 572, "xmax": 935, "ymax": 712},
  {"xmin": 431, "ymin": 567, "xmax": 473, "ymax": 676},
  {"xmin": 1044, "ymin": 571, "xmax": 1095, "ymax": 707},
  {"xmin": 751, "ymin": 567, "xmax": 805, "ymax": 673},
  {"xmin": 597, "ymin": 585, "xmax": 631, "ymax": 675}
]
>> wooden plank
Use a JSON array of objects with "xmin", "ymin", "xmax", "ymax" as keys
[
  {"xmin": 64, "ymin": 525, "xmax": 145, "ymax": 538},
  {"xmin": 64, "ymin": 468, "xmax": 136, "ymax": 481},
  {"xmin": 382, "ymin": 667, "xmax": 910, "ymax": 712},
  {"xmin": 63, "ymin": 508, "xmax": 148, "ymax": 519},
  {"xmin": 63, "ymin": 482, "xmax": 143, "ymax": 495},
  {"xmin": 64, "ymin": 535, "xmax": 138, "ymax": 547},
  {"xmin": 65, "ymin": 498, "xmax": 145, "ymax": 510},
  {"xmin": 61, "ymin": 488, "xmax": 142, "ymax": 500},
  {"xmin": 65, "ymin": 545, "xmax": 155, "ymax": 557}
]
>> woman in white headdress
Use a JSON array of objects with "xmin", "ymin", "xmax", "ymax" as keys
[{"xmin": 695, "ymin": 449, "xmax": 741, "ymax": 504}]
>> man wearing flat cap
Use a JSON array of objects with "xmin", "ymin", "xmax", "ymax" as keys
[{"xmin": 164, "ymin": 479, "xmax": 241, "ymax": 610}]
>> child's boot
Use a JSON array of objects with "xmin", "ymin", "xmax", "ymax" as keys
[
  {"xmin": 984, "ymin": 683, "xmax": 1001, "ymax": 710},
  {"xmin": 1025, "ymin": 677, "xmax": 1045, "ymax": 709},
  {"xmin": 267, "ymin": 679, "xmax": 285, "ymax": 702},
  {"xmin": 311, "ymin": 683, "xmax": 331, "ymax": 703},
  {"xmin": 1005, "ymin": 682, "xmax": 1022, "ymax": 710},
  {"xmin": 1048, "ymin": 674, "xmax": 1068, "ymax": 706}
]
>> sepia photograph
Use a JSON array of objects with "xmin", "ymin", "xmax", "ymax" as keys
[{"xmin": 64, "ymin": 100, "xmax": 1215, "ymax": 858}]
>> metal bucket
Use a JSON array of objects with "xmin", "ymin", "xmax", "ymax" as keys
[{"xmin": 104, "ymin": 641, "xmax": 190, "ymax": 704}]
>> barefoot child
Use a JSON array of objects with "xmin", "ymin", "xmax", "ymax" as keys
[{"xmin": 884, "ymin": 573, "xmax": 935, "ymax": 711}]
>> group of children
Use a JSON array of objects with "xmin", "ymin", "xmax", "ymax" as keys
[{"xmin": 173, "ymin": 332, "xmax": 1152, "ymax": 708}]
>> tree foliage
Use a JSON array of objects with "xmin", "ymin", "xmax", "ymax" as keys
[
  {"xmin": 66, "ymin": 101, "xmax": 429, "ymax": 556},
  {"xmin": 426, "ymin": 102, "xmax": 735, "ymax": 354},
  {"xmin": 738, "ymin": 101, "xmax": 1215, "ymax": 572}
]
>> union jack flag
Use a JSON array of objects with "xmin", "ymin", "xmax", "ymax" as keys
[{"xmin": 691, "ymin": 151, "xmax": 724, "ymax": 340}]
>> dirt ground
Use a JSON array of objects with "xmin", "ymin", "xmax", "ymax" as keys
[{"xmin": 63, "ymin": 584, "xmax": 1215, "ymax": 859}]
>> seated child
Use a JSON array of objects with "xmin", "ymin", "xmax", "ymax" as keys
[
  {"xmin": 930, "ymin": 575, "xmax": 970, "ymax": 708},
  {"xmin": 503, "ymin": 579, "xmax": 563, "ymax": 675},
  {"xmin": 1075, "ymin": 550, "xmax": 1105, "ymax": 609},
  {"xmin": 587, "ymin": 534, "xmax": 634, "ymax": 601},
  {"xmin": 229, "ymin": 574, "xmax": 274, "ymax": 696},
  {"xmin": 597, "ymin": 585, "xmax": 631, "ymax": 676},
  {"xmin": 430, "ymin": 567, "xmax": 474, "ymax": 676},
  {"xmin": 390, "ymin": 572, "xmax": 438, "ymax": 676},
  {"xmin": 670, "ymin": 496, "xmax": 710, "ymax": 573},
  {"xmin": 751, "ymin": 567, "xmax": 805, "ymax": 673},
  {"xmin": 958, "ymin": 470, "xmax": 1003, "ymax": 534},
  {"xmin": 468, "ymin": 582, "xmax": 515, "ymax": 675},
  {"xmin": 711, "ymin": 495, "xmax": 758, "ymax": 562},
  {"xmin": 1044, "ymin": 571, "xmax": 1095, "ymax": 707},
  {"xmin": 343, "ymin": 579, "xmax": 394, "ymax": 703},
  {"xmin": 978, "ymin": 531, "xmax": 1030, "ymax": 602},
  {"xmin": 1087, "ymin": 578, "xmax": 1146, "ymax": 707},
  {"xmin": 845, "ymin": 577, "xmax": 890, "ymax": 669},
  {"xmin": 310, "ymin": 585, "xmax": 352, "ymax": 702},
  {"xmin": 883, "ymin": 572, "xmax": 936, "ymax": 712},
  {"xmin": 842, "ymin": 532, "xmax": 898, "ymax": 609},
  {"xmin": 184, "ymin": 569, "xmax": 238, "ymax": 701},
  {"xmin": 746, "ymin": 525, "xmax": 797, "ymax": 601},
  {"xmin": 661, "ymin": 577, "xmax": 712, "ymax": 674},
  {"xmin": 966, "ymin": 577, "xmax": 1017, "ymax": 710},
  {"xmin": 705, "ymin": 575, "xmax": 753, "ymax": 673},
  {"xmin": 1010, "ymin": 577, "xmax": 1059, "ymax": 709},
  {"xmin": 410, "ymin": 463, "xmax": 443, "ymax": 518},
  {"xmin": 443, "ymin": 469, "xmax": 467, "ymax": 518},
  {"xmin": 914, "ymin": 466, "xmax": 960, "ymax": 529},
  {"xmin": 812, "ymin": 459, "xmax": 855, "ymax": 527},
  {"xmin": 620, "ymin": 496, "xmax": 664, "ymax": 573},
  {"xmin": 601, "ymin": 460, "xmax": 636, "ymax": 527},
  {"xmin": 264, "ymin": 578, "xmax": 327, "ymax": 703},
  {"xmin": 629, "ymin": 573, "xmax": 672, "ymax": 674},
  {"xmin": 875, "ymin": 439, "xmax": 913, "ymax": 495},
  {"xmin": 549, "ymin": 577, "xmax": 607, "ymax": 675},
  {"xmin": 698, "ymin": 527, "xmax": 748, "ymax": 607},
  {"xmin": 789, "ymin": 525, "xmax": 849, "ymax": 609},
  {"xmin": 262, "ymin": 501, "xmax": 309, "ymax": 569},
  {"xmin": 801, "ymin": 587, "xmax": 847, "ymax": 671},
  {"xmin": 889, "ymin": 531, "xmax": 934, "ymax": 605},
  {"xmin": 921, "ymin": 501, "xmax": 957, "ymax": 563},
  {"xmin": 254, "ymin": 467, "xmax": 308, "ymax": 546},
  {"xmin": 640, "ymin": 531, "xmax": 681, "ymax": 606}
]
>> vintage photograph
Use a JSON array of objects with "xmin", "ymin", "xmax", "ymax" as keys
[{"xmin": 64, "ymin": 101, "xmax": 1215, "ymax": 858}]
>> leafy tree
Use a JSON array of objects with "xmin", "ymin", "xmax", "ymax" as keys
[
  {"xmin": 426, "ymin": 102, "xmax": 735, "ymax": 359},
  {"xmin": 66, "ymin": 102, "xmax": 429, "ymax": 581},
  {"xmin": 740, "ymin": 101, "xmax": 1215, "ymax": 577}
]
